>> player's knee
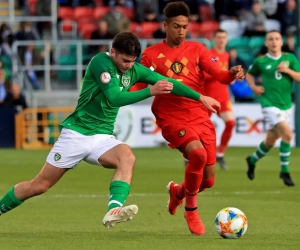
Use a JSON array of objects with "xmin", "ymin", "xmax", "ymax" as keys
[
  {"xmin": 282, "ymin": 131, "xmax": 293, "ymax": 142},
  {"xmin": 225, "ymin": 120, "xmax": 235, "ymax": 130},
  {"xmin": 120, "ymin": 150, "xmax": 136, "ymax": 170},
  {"xmin": 203, "ymin": 176, "xmax": 215, "ymax": 188},
  {"xmin": 188, "ymin": 148, "xmax": 207, "ymax": 165}
]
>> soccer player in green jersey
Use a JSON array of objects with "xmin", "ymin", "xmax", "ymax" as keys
[
  {"xmin": 246, "ymin": 30, "xmax": 300, "ymax": 186},
  {"xmin": 0, "ymin": 32, "xmax": 220, "ymax": 228}
]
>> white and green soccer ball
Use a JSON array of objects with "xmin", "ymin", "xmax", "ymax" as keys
[{"xmin": 215, "ymin": 207, "xmax": 248, "ymax": 239}]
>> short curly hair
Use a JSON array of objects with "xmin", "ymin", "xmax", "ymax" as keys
[
  {"xmin": 112, "ymin": 32, "xmax": 141, "ymax": 58},
  {"xmin": 163, "ymin": 1, "xmax": 190, "ymax": 23}
]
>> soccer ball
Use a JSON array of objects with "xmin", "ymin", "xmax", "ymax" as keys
[{"xmin": 215, "ymin": 207, "xmax": 248, "ymax": 239}]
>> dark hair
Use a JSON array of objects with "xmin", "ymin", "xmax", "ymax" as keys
[
  {"xmin": 163, "ymin": 1, "xmax": 190, "ymax": 23},
  {"xmin": 214, "ymin": 29, "xmax": 227, "ymax": 36},
  {"xmin": 265, "ymin": 30, "xmax": 282, "ymax": 37},
  {"xmin": 112, "ymin": 32, "xmax": 141, "ymax": 57}
]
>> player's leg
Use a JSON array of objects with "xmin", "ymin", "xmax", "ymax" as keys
[
  {"xmin": 246, "ymin": 129, "xmax": 279, "ymax": 180},
  {"xmin": 85, "ymin": 138, "xmax": 138, "ymax": 227},
  {"xmin": 274, "ymin": 120, "xmax": 295, "ymax": 186},
  {"xmin": 216, "ymin": 102, "xmax": 235, "ymax": 170},
  {"xmin": 0, "ymin": 162, "xmax": 68, "ymax": 216}
]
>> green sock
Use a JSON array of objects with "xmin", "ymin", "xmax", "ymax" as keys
[
  {"xmin": 280, "ymin": 141, "xmax": 290, "ymax": 173},
  {"xmin": 0, "ymin": 187, "xmax": 23, "ymax": 215},
  {"xmin": 250, "ymin": 141, "xmax": 270, "ymax": 165},
  {"xmin": 108, "ymin": 181, "xmax": 130, "ymax": 211}
]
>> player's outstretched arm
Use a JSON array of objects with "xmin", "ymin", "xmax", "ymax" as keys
[{"xmin": 246, "ymin": 73, "xmax": 264, "ymax": 96}]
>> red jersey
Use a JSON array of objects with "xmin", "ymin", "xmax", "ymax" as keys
[
  {"xmin": 135, "ymin": 41, "xmax": 234, "ymax": 128},
  {"xmin": 204, "ymin": 48, "xmax": 230, "ymax": 102}
]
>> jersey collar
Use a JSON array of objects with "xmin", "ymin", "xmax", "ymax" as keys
[{"xmin": 266, "ymin": 53, "xmax": 282, "ymax": 60}]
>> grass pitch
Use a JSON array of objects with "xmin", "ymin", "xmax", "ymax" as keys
[{"xmin": 0, "ymin": 147, "xmax": 299, "ymax": 250}]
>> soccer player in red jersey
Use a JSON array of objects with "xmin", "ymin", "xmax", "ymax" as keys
[
  {"xmin": 130, "ymin": 2, "xmax": 244, "ymax": 235},
  {"xmin": 204, "ymin": 29, "xmax": 236, "ymax": 170}
]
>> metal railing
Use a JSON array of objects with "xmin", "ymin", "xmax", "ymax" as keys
[{"xmin": 11, "ymin": 38, "xmax": 211, "ymax": 92}]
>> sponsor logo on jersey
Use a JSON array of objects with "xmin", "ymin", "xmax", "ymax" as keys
[
  {"xmin": 266, "ymin": 65, "xmax": 272, "ymax": 69},
  {"xmin": 171, "ymin": 61, "xmax": 183, "ymax": 74},
  {"xmin": 100, "ymin": 72, "xmax": 111, "ymax": 84},
  {"xmin": 121, "ymin": 75, "xmax": 131, "ymax": 87},
  {"xmin": 211, "ymin": 57, "xmax": 218, "ymax": 62},
  {"xmin": 157, "ymin": 53, "xmax": 165, "ymax": 58},
  {"xmin": 178, "ymin": 129, "xmax": 186, "ymax": 137},
  {"xmin": 54, "ymin": 153, "xmax": 61, "ymax": 161}
]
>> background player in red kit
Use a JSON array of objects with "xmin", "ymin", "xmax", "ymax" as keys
[
  {"xmin": 204, "ymin": 29, "xmax": 236, "ymax": 170},
  {"xmin": 130, "ymin": 2, "xmax": 244, "ymax": 235}
]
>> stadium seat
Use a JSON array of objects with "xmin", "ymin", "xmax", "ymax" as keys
[
  {"xmin": 199, "ymin": 5, "xmax": 213, "ymax": 21},
  {"xmin": 74, "ymin": 7, "xmax": 94, "ymax": 20},
  {"xmin": 94, "ymin": 6, "xmax": 110, "ymax": 19},
  {"xmin": 199, "ymin": 21, "xmax": 219, "ymax": 39},
  {"xmin": 264, "ymin": 19, "xmax": 281, "ymax": 32},
  {"xmin": 130, "ymin": 22, "xmax": 142, "ymax": 36},
  {"xmin": 120, "ymin": 7, "xmax": 135, "ymax": 20},
  {"xmin": 249, "ymin": 36, "xmax": 265, "ymax": 49},
  {"xmin": 236, "ymin": 50, "xmax": 254, "ymax": 67},
  {"xmin": 80, "ymin": 22, "xmax": 97, "ymax": 40},
  {"xmin": 77, "ymin": 19, "xmax": 96, "ymax": 31},
  {"xmin": 227, "ymin": 37, "xmax": 249, "ymax": 50},
  {"xmin": 59, "ymin": 7, "xmax": 73, "ymax": 20},
  {"xmin": 188, "ymin": 22, "xmax": 201, "ymax": 38},
  {"xmin": 57, "ymin": 55, "xmax": 76, "ymax": 81},
  {"xmin": 220, "ymin": 20, "xmax": 244, "ymax": 39},
  {"xmin": 141, "ymin": 22, "xmax": 160, "ymax": 39}
]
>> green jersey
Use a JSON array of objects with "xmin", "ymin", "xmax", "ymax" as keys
[
  {"xmin": 61, "ymin": 52, "xmax": 201, "ymax": 136},
  {"xmin": 248, "ymin": 52, "xmax": 300, "ymax": 110}
]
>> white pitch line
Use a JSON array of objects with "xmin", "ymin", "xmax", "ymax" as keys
[{"xmin": 51, "ymin": 190, "xmax": 300, "ymax": 199}]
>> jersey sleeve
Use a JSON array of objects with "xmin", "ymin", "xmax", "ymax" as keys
[
  {"xmin": 247, "ymin": 58, "xmax": 261, "ymax": 76},
  {"xmin": 198, "ymin": 45, "xmax": 234, "ymax": 84},
  {"xmin": 129, "ymin": 50, "xmax": 150, "ymax": 91},
  {"xmin": 89, "ymin": 55, "xmax": 120, "ymax": 91},
  {"xmin": 135, "ymin": 63, "xmax": 200, "ymax": 101},
  {"xmin": 289, "ymin": 53, "xmax": 300, "ymax": 72}
]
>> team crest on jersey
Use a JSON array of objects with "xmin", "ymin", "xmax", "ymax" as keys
[
  {"xmin": 171, "ymin": 61, "xmax": 183, "ymax": 74},
  {"xmin": 280, "ymin": 61, "xmax": 289, "ymax": 67},
  {"xmin": 178, "ymin": 129, "xmax": 186, "ymax": 137},
  {"xmin": 121, "ymin": 75, "xmax": 131, "ymax": 87},
  {"xmin": 54, "ymin": 153, "xmax": 61, "ymax": 161}
]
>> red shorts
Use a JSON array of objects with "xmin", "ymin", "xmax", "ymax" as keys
[
  {"xmin": 208, "ymin": 100, "xmax": 233, "ymax": 117},
  {"xmin": 161, "ymin": 120, "xmax": 216, "ymax": 166}
]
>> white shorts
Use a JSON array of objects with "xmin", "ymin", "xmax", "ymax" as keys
[
  {"xmin": 46, "ymin": 128, "xmax": 124, "ymax": 168},
  {"xmin": 262, "ymin": 107, "xmax": 292, "ymax": 130}
]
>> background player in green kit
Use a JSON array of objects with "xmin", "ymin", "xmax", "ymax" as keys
[
  {"xmin": 0, "ymin": 32, "xmax": 220, "ymax": 228},
  {"xmin": 246, "ymin": 30, "xmax": 300, "ymax": 186}
]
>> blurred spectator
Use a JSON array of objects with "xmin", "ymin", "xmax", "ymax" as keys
[
  {"xmin": 257, "ymin": 0, "xmax": 278, "ymax": 18},
  {"xmin": 18, "ymin": 45, "xmax": 40, "ymax": 90},
  {"xmin": 0, "ymin": 69, "xmax": 7, "ymax": 105},
  {"xmin": 136, "ymin": 0, "xmax": 158, "ymax": 23},
  {"xmin": 36, "ymin": 0, "xmax": 52, "ymax": 38},
  {"xmin": 0, "ymin": 23, "xmax": 14, "ymax": 57},
  {"xmin": 280, "ymin": 0, "xmax": 296, "ymax": 35},
  {"xmin": 15, "ymin": 22, "xmax": 37, "ymax": 41},
  {"xmin": 243, "ymin": 1, "xmax": 267, "ymax": 37},
  {"xmin": 228, "ymin": 49, "xmax": 246, "ymax": 69},
  {"xmin": 214, "ymin": 0, "xmax": 238, "ymax": 21},
  {"xmin": 3, "ymin": 83, "xmax": 28, "ymax": 111},
  {"xmin": 153, "ymin": 21, "xmax": 166, "ymax": 39},
  {"xmin": 102, "ymin": 2, "xmax": 130, "ymax": 36},
  {"xmin": 144, "ymin": 10, "xmax": 159, "ymax": 22},
  {"xmin": 89, "ymin": 20, "xmax": 114, "ymax": 55},
  {"xmin": 230, "ymin": 70, "xmax": 254, "ymax": 102},
  {"xmin": 106, "ymin": 0, "xmax": 136, "ymax": 8}
]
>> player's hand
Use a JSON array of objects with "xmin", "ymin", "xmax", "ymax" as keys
[
  {"xmin": 277, "ymin": 64, "xmax": 291, "ymax": 74},
  {"xmin": 150, "ymin": 80, "xmax": 173, "ymax": 96},
  {"xmin": 229, "ymin": 65, "xmax": 245, "ymax": 79},
  {"xmin": 252, "ymin": 86, "xmax": 264, "ymax": 96},
  {"xmin": 199, "ymin": 95, "xmax": 220, "ymax": 114}
]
